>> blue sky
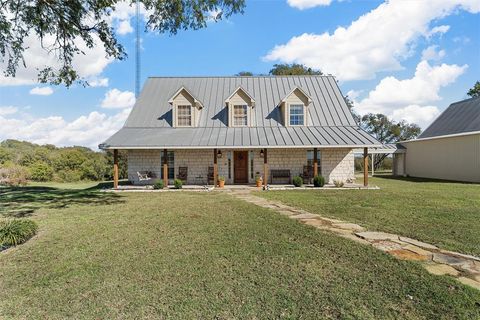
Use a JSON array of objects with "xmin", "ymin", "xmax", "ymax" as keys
[{"xmin": 0, "ymin": 0, "xmax": 479, "ymax": 149}]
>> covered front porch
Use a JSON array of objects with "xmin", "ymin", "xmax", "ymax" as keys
[{"xmin": 111, "ymin": 147, "xmax": 372, "ymax": 189}]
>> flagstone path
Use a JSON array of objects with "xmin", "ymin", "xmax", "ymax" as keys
[{"xmin": 231, "ymin": 189, "xmax": 480, "ymax": 291}]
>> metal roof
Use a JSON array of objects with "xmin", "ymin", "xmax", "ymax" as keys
[
  {"xmin": 353, "ymin": 143, "xmax": 406, "ymax": 154},
  {"xmin": 101, "ymin": 76, "xmax": 381, "ymax": 149},
  {"xmin": 419, "ymin": 97, "xmax": 480, "ymax": 139}
]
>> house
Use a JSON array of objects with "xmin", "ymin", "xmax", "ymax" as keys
[
  {"xmin": 100, "ymin": 76, "xmax": 381, "ymax": 187},
  {"xmin": 396, "ymin": 97, "xmax": 480, "ymax": 183}
]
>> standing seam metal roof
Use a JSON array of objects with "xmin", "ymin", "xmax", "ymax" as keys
[{"xmin": 101, "ymin": 76, "xmax": 381, "ymax": 149}]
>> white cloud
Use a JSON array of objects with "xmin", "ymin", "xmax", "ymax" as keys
[
  {"xmin": 426, "ymin": 25, "xmax": 450, "ymax": 38},
  {"xmin": 88, "ymin": 78, "xmax": 109, "ymax": 88},
  {"xmin": 421, "ymin": 45, "xmax": 446, "ymax": 61},
  {"xmin": 101, "ymin": 89, "xmax": 136, "ymax": 109},
  {"xmin": 0, "ymin": 106, "xmax": 18, "ymax": 116},
  {"xmin": 265, "ymin": 0, "xmax": 479, "ymax": 81},
  {"xmin": 29, "ymin": 86, "xmax": 53, "ymax": 96},
  {"xmin": 0, "ymin": 108, "xmax": 130, "ymax": 150},
  {"xmin": 117, "ymin": 20, "xmax": 134, "ymax": 35},
  {"xmin": 287, "ymin": 0, "xmax": 333, "ymax": 10},
  {"xmin": 353, "ymin": 60, "xmax": 467, "ymax": 128}
]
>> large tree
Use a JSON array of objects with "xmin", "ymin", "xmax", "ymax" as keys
[
  {"xmin": 0, "ymin": 0, "xmax": 245, "ymax": 86},
  {"xmin": 467, "ymin": 81, "xmax": 480, "ymax": 98},
  {"xmin": 269, "ymin": 63, "xmax": 323, "ymax": 76}
]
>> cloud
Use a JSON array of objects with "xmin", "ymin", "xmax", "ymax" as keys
[
  {"xmin": 265, "ymin": 0, "xmax": 479, "ymax": 81},
  {"xmin": 287, "ymin": 0, "xmax": 333, "ymax": 10},
  {"xmin": 421, "ymin": 45, "xmax": 446, "ymax": 61},
  {"xmin": 101, "ymin": 89, "xmax": 136, "ymax": 109},
  {"xmin": 0, "ymin": 108, "xmax": 130, "ymax": 150},
  {"xmin": 88, "ymin": 78, "xmax": 109, "ymax": 88},
  {"xmin": 117, "ymin": 20, "xmax": 134, "ymax": 35},
  {"xmin": 29, "ymin": 86, "xmax": 53, "ymax": 96},
  {"xmin": 0, "ymin": 106, "xmax": 18, "ymax": 116},
  {"xmin": 352, "ymin": 60, "xmax": 467, "ymax": 128},
  {"xmin": 107, "ymin": 1, "xmax": 151, "ymax": 35},
  {"xmin": 425, "ymin": 25, "xmax": 450, "ymax": 38}
]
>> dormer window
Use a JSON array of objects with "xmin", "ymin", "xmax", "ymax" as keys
[
  {"xmin": 233, "ymin": 105, "xmax": 248, "ymax": 126},
  {"xmin": 177, "ymin": 105, "xmax": 192, "ymax": 126},
  {"xmin": 225, "ymin": 87, "xmax": 255, "ymax": 127},
  {"xmin": 289, "ymin": 104, "xmax": 304, "ymax": 126},
  {"xmin": 279, "ymin": 86, "xmax": 312, "ymax": 127},
  {"xmin": 168, "ymin": 86, "xmax": 203, "ymax": 128}
]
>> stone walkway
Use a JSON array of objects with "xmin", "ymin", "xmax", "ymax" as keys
[{"xmin": 230, "ymin": 189, "xmax": 480, "ymax": 291}]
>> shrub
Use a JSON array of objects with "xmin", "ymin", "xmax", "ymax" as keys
[
  {"xmin": 313, "ymin": 175, "xmax": 325, "ymax": 187},
  {"xmin": 29, "ymin": 162, "xmax": 54, "ymax": 181},
  {"xmin": 255, "ymin": 174, "xmax": 262, "ymax": 182},
  {"xmin": 153, "ymin": 180, "xmax": 164, "ymax": 189},
  {"xmin": 218, "ymin": 176, "xmax": 225, "ymax": 181},
  {"xmin": 292, "ymin": 176, "xmax": 303, "ymax": 187},
  {"xmin": 0, "ymin": 165, "xmax": 29, "ymax": 187},
  {"xmin": 333, "ymin": 180, "xmax": 344, "ymax": 187},
  {"xmin": 174, "ymin": 179, "xmax": 183, "ymax": 189},
  {"xmin": 0, "ymin": 219, "xmax": 38, "ymax": 248}
]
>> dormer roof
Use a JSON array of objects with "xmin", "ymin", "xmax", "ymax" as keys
[
  {"xmin": 225, "ymin": 86, "xmax": 256, "ymax": 107},
  {"xmin": 168, "ymin": 86, "xmax": 204, "ymax": 109},
  {"xmin": 279, "ymin": 86, "xmax": 313, "ymax": 106}
]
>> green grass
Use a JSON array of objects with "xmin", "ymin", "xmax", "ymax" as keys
[
  {"xmin": 0, "ymin": 185, "xmax": 479, "ymax": 319},
  {"xmin": 258, "ymin": 175, "xmax": 480, "ymax": 256}
]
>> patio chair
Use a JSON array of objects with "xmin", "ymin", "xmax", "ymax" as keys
[
  {"xmin": 177, "ymin": 167, "xmax": 188, "ymax": 182},
  {"xmin": 137, "ymin": 171, "xmax": 156, "ymax": 181}
]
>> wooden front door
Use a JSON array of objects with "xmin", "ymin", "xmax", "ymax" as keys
[{"xmin": 234, "ymin": 151, "xmax": 249, "ymax": 183}]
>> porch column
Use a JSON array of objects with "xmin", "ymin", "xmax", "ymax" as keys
[
  {"xmin": 213, "ymin": 148, "xmax": 218, "ymax": 187},
  {"xmin": 371, "ymin": 153, "xmax": 375, "ymax": 177},
  {"xmin": 313, "ymin": 147, "xmax": 318, "ymax": 177},
  {"xmin": 363, "ymin": 147, "xmax": 369, "ymax": 187},
  {"xmin": 163, "ymin": 149, "xmax": 168, "ymax": 187},
  {"xmin": 113, "ymin": 149, "xmax": 119, "ymax": 189},
  {"xmin": 263, "ymin": 148, "xmax": 268, "ymax": 188}
]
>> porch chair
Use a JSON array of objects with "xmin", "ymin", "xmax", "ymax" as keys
[
  {"xmin": 177, "ymin": 167, "xmax": 188, "ymax": 183},
  {"xmin": 137, "ymin": 171, "xmax": 156, "ymax": 181}
]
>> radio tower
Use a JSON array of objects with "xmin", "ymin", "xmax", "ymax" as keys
[{"xmin": 135, "ymin": 0, "xmax": 140, "ymax": 97}]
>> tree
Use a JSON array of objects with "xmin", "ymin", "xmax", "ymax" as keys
[
  {"xmin": 236, "ymin": 71, "xmax": 253, "ymax": 76},
  {"xmin": 359, "ymin": 113, "xmax": 421, "ymax": 169},
  {"xmin": 269, "ymin": 63, "xmax": 323, "ymax": 76},
  {"xmin": 1, "ymin": 0, "xmax": 245, "ymax": 86},
  {"xmin": 467, "ymin": 81, "xmax": 480, "ymax": 98}
]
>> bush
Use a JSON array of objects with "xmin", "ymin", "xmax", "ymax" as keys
[
  {"xmin": 0, "ymin": 165, "xmax": 29, "ymax": 187},
  {"xmin": 292, "ymin": 176, "xmax": 303, "ymax": 187},
  {"xmin": 313, "ymin": 175, "xmax": 325, "ymax": 187},
  {"xmin": 153, "ymin": 180, "xmax": 164, "ymax": 189},
  {"xmin": 174, "ymin": 179, "xmax": 183, "ymax": 189},
  {"xmin": 333, "ymin": 180, "xmax": 344, "ymax": 187},
  {"xmin": 29, "ymin": 162, "xmax": 54, "ymax": 181},
  {"xmin": 218, "ymin": 176, "xmax": 225, "ymax": 181},
  {"xmin": 0, "ymin": 219, "xmax": 38, "ymax": 248}
]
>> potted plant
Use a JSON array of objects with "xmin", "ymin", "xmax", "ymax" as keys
[
  {"xmin": 255, "ymin": 174, "xmax": 263, "ymax": 188},
  {"xmin": 218, "ymin": 176, "xmax": 225, "ymax": 188}
]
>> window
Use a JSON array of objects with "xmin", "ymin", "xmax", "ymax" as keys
[
  {"xmin": 233, "ymin": 105, "xmax": 248, "ymax": 126},
  {"xmin": 161, "ymin": 151, "xmax": 175, "ymax": 179},
  {"xmin": 289, "ymin": 104, "xmax": 304, "ymax": 126},
  {"xmin": 307, "ymin": 150, "xmax": 321, "ymax": 175},
  {"xmin": 177, "ymin": 105, "xmax": 192, "ymax": 126}
]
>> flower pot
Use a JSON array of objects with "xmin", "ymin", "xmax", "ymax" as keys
[
  {"xmin": 256, "ymin": 180, "xmax": 262, "ymax": 188},
  {"xmin": 218, "ymin": 180, "xmax": 225, "ymax": 188}
]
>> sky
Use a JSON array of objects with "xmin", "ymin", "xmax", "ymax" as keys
[{"xmin": 0, "ymin": 0, "xmax": 479, "ymax": 150}]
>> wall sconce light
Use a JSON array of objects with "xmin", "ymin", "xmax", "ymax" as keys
[
  {"xmin": 260, "ymin": 149, "xmax": 264, "ymax": 157},
  {"xmin": 217, "ymin": 150, "xmax": 222, "ymax": 158}
]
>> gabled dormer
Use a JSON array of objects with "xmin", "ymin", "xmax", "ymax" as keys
[
  {"xmin": 279, "ymin": 87, "xmax": 312, "ymax": 127},
  {"xmin": 225, "ymin": 87, "xmax": 255, "ymax": 127},
  {"xmin": 168, "ymin": 86, "xmax": 203, "ymax": 127}
]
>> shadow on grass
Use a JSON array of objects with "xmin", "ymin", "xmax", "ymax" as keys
[
  {"xmin": 373, "ymin": 174, "xmax": 477, "ymax": 184},
  {"xmin": 0, "ymin": 182, "xmax": 125, "ymax": 218}
]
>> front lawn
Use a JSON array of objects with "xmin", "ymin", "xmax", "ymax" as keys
[
  {"xmin": 258, "ymin": 175, "xmax": 480, "ymax": 256},
  {"xmin": 0, "ymin": 186, "xmax": 479, "ymax": 319}
]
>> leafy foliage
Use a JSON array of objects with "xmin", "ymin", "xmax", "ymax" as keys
[
  {"xmin": 467, "ymin": 81, "xmax": 480, "ymax": 98},
  {"xmin": 360, "ymin": 113, "xmax": 421, "ymax": 144},
  {"xmin": 1, "ymin": 0, "xmax": 245, "ymax": 86},
  {"xmin": 292, "ymin": 176, "xmax": 303, "ymax": 187},
  {"xmin": 0, "ymin": 219, "xmax": 38, "ymax": 247},
  {"xmin": 269, "ymin": 63, "xmax": 323, "ymax": 76},
  {"xmin": 0, "ymin": 165, "xmax": 30, "ymax": 187},
  {"xmin": 174, "ymin": 179, "xmax": 183, "ymax": 189},
  {"xmin": 153, "ymin": 180, "xmax": 164, "ymax": 189},
  {"xmin": 236, "ymin": 71, "xmax": 253, "ymax": 76},
  {"xmin": 313, "ymin": 175, "xmax": 325, "ymax": 187},
  {"xmin": 0, "ymin": 139, "xmax": 127, "ymax": 183},
  {"xmin": 333, "ymin": 180, "xmax": 344, "ymax": 188}
]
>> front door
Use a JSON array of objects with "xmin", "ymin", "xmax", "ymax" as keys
[{"xmin": 234, "ymin": 151, "xmax": 249, "ymax": 183}]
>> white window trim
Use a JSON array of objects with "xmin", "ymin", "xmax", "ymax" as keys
[
  {"xmin": 233, "ymin": 104, "xmax": 248, "ymax": 127},
  {"xmin": 288, "ymin": 103, "xmax": 306, "ymax": 126},
  {"xmin": 175, "ymin": 103, "xmax": 193, "ymax": 127}
]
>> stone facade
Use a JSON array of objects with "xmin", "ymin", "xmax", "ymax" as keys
[{"xmin": 127, "ymin": 148, "xmax": 355, "ymax": 185}]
